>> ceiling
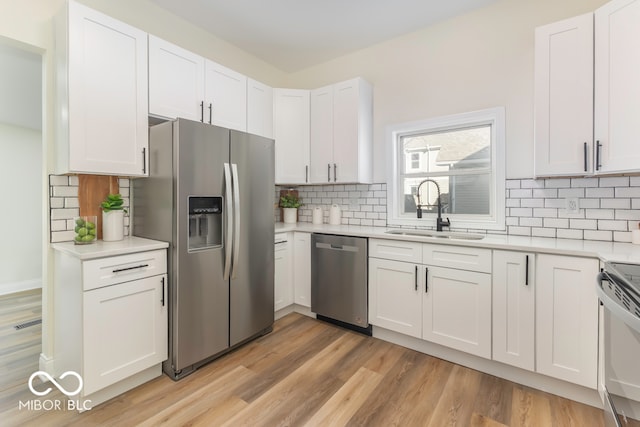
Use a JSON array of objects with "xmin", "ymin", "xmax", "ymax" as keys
[{"xmin": 149, "ymin": 0, "xmax": 498, "ymax": 72}]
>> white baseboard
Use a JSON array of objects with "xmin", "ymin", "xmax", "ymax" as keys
[
  {"xmin": 39, "ymin": 353, "xmax": 55, "ymax": 377},
  {"xmin": 0, "ymin": 278, "xmax": 41, "ymax": 296}
]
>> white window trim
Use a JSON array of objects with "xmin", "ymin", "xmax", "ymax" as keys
[{"xmin": 386, "ymin": 107, "xmax": 505, "ymax": 231}]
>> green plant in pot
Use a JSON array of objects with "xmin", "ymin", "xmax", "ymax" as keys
[
  {"xmin": 280, "ymin": 193, "xmax": 302, "ymax": 224},
  {"xmin": 101, "ymin": 193, "xmax": 127, "ymax": 241}
]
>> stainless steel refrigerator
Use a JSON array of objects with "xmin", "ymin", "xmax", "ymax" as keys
[{"xmin": 133, "ymin": 118, "xmax": 275, "ymax": 380}]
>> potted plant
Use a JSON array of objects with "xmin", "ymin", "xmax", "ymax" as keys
[
  {"xmin": 279, "ymin": 193, "xmax": 302, "ymax": 224},
  {"xmin": 101, "ymin": 193, "xmax": 127, "ymax": 241}
]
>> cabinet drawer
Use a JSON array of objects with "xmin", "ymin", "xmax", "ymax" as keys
[
  {"xmin": 369, "ymin": 239, "xmax": 422, "ymax": 263},
  {"xmin": 423, "ymin": 244, "xmax": 491, "ymax": 273},
  {"xmin": 82, "ymin": 249, "xmax": 167, "ymax": 291}
]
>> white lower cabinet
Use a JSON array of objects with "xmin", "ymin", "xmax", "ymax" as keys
[
  {"xmin": 536, "ymin": 254, "xmax": 599, "ymax": 389},
  {"xmin": 369, "ymin": 239, "xmax": 492, "ymax": 359},
  {"xmin": 492, "ymin": 250, "xmax": 535, "ymax": 371},
  {"xmin": 83, "ymin": 275, "xmax": 167, "ymax": 395},
  {"xmin": 368, "ymin": 258, "xmax": 422, "ymax": 338},
  {"xmin": 53, "ymin": 244, "xmax": 168, "ymax": 407},
  {"xmin": 422, "ymin": 266, "xmax": 492, "ymax": 359},
  {"xmin": 293, "ymin": 232, "xmax": 311, "ymax": 307},
  {"xmin": 274, "ymin": 233, "xmax": 293, "ymax": 311}
]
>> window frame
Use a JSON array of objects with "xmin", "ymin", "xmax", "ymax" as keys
[{"xmin": 386, "ymin": 107, "xmax": 505, "ymax": 231}]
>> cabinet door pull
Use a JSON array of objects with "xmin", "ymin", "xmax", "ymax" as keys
[
  {"xmin": 327, "ymin": 163, "xmax": 331, "ymax": 182},
  {"xmin": 425, "ymin": 267, "xmax": 429, "ymax": 293},
  {"xmin": 414, "ymin": 265, "xmax": 418, "ymax": 291},
  {"xmin": 208, "ymin": 103, "xmax": 213, "ymax": 124},
  {"xmin": 112, "ymin": 264, "xmax": 149, "ymax": 273},
  {"xmin": 525, "ymin": 255, "xmax": 529, "ymax": 286},
  {"xmin": 142, "ymin": 147, "xmax": 147, "ymax": 174},
  {"xmin": 305, "ymin": 165, "xmax": 309, "ymax": 183},
  {"xmin": 161, "ymin": 277, "xmax": 165, "ymax": 306},
  {"xmin": 583, "ymin": 142, "xmax": 588, "ymax": 172},
  {"xmin": 200, "ymin": 101, "xmax": 204, "ymax": 122},
  {"xmin": 596, "ymin": 140, "xmax": 602, "ymax": 171},
  {"xmin": 333, "ymin": 163, "xmax": 337, "ymax": 182}
]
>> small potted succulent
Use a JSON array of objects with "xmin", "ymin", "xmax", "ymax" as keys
[
  {"xmin": 101, "ymin": 193, "xmax": 127, "ymax": 241},
  {"xmin": 279, "ymin": 193, "xmax": 302, "ymax": 224}
]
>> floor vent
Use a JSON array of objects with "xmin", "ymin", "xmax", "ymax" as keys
[{"xmin": 14, "ymin": 318, "xmax": 42, "ymax": 330}]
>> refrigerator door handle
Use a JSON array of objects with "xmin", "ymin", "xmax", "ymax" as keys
[
  {"xmin": 223, "ymin": 163, "xmax": 233, "ymax": 280},
  {"xmin": 231, "ymin": 163, "xmax": 241, "ymax": 279}
]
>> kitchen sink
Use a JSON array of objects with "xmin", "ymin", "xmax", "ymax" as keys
[{"xmin": 385, "ymin": 229, "xmax": 485, "ymax": 240}]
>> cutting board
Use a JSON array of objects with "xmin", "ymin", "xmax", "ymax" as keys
[{"xmin": 78, "ymin": 175, "xmax": 119, "ymax": 240}]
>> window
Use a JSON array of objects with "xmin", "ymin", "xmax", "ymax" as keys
[{"xmin": 387, "ymin": 107, "xmax": 505, "ymax": 230}]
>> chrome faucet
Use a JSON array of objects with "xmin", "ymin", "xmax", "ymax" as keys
[{"xmin": 416, "ymin": 179, "xmax": 450, "ymax": 231}]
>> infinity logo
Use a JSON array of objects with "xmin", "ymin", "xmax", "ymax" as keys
[{"xmin": 28, "ymin": 371, "xmax": 83, "ymax": 397}]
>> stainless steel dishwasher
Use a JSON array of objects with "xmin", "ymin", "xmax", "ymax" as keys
[{"xmin": 311, "ymin": 233, "xmax": 370, "ymax": 335}]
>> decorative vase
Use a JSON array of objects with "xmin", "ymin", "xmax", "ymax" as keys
[
  {"xmin": 102, "ymin": 210, "xmax": 124, "ymax": 241},
  {"xmin": 283, "ymin": 208, "xmax": 297, "ymax": 224},
  {"xmin": 73, "ymin": 216, "xmax": 97, "ymax": 245}
]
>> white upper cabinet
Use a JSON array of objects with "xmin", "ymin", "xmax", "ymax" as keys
[
  {"xmin": 148, "ymin": 35, "xmax": 204, "ymax": 122},
  {"xmin": 205, "ymin": 61, "xmax": 247, "ymax": 131},
  {"xmin": 309, "ymin": 77, "xmax": 373, "ymax": 184},
  {"xmin": 534, "ymin": 13, "xmax": 593, "ymax": 177},
  {"xmin": 148, "ymin": 36, "xmax": 249, "ymax": 132},
  {"xmin": 594, "ymin": 0, "xmax": 640, "ymax": 174},
  {"xmin": 247, "ymin": 78, "xmax": 274, "ymax": 139},
  {"xmin": 535, "ymin": 0, "xmax": 640, "ymax": 176},
  {"xmin": 273, "ymin": 89, "xmax": 310, "ymax": 184},
  {"xmin": 55, "ymin": 1, "xmax": 148, "ymax": 176}
]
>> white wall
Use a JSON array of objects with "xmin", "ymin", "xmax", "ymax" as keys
[
  {"xmin": 0, "ymin": 123, "xmax": 42, "ymax": 292},
  {"xmin": 284, "ymin": 0, "xmax": 609, "ymax": 181}
]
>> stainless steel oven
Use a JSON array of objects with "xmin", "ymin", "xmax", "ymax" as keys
[{"xmin": 597, "ymin": 262, "xmax": 640, "ymax": 427}]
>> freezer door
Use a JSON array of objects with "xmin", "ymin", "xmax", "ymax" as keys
[
  {"xmin": 174, "ymin": 119, "xmax": 231, "ymax": 371},
  {"xmin": 229, "ymin": 130, "xmax": 275, "ymax": 346}
]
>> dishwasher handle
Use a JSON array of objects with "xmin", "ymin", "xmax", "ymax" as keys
[{"xmin": 315, "ymin": 242, "xmax": 359, "ymax": 253}]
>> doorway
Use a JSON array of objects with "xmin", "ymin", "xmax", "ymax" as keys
[{"xmin": 0, "ymin": 40, "xmax": 44, "ymax": 409}]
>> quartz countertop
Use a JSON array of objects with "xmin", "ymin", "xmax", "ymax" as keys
[
  {"xmin": 275, "ymin": 222, "xmax": 640, "ymax": 264},
  {"xmin": 52, "ymin": 236, "xmax": 169, "ymax": 260}
]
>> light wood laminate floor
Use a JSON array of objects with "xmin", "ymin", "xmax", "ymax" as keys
[{"xmin": 3, "ymin": 311, "xmax": 608, "ymax": 426}]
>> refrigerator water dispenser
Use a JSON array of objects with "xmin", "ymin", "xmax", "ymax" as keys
[{"xmin": 188, "ymin": 196, "xmax": 223, "ymax": 251}]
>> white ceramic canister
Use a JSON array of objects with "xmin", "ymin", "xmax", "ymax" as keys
[
  {"xmin": 329, "ymin": 204, "xmax": 341, "ymax": 225},
  {"xmin": 312, "ymin": 207, "xmax": 323, "ymax": 225}
]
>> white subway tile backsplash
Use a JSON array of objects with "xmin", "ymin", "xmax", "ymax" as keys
[
  {"xmin": 585, "ymin": 209, "xmax": 614, "ymax": 220},
  {"xmin": 52, "ymin": 186, "xmax": 78, "ymax": 198},
  {"xmin": 532, "ymin": 208, "xmax": 558, "ymax": 218},
  {"xmin": 545, "ymin": 178, "xmax": 571, "ymax": 188},
  {"xmin": 615, "ymin": 210, "xmax": 640, "ymax": 221},
  {"xmin": 598, "ymin": 220, "xmax": 627, "ymax": 231},
  {"xmin": 616, "ymin": 187, "xmax": 640, "ymax": 198},
  {"xmin": 558, "ymin": 188, "xmax": 584, "ymax": 198},
  {"xmin": 557, "ymin": 229, "xmax": 583, "ymax": 240},
  {"xmin": 520, "ymin": 198, "xmax": 544, "ymax": 208},
  {"xmin": 630, "ymin": 177, "xmax": 640, "ymax": 186},
  {"xmin": 569, "ymin": 219, "xmax": 597, "ymax": 230},
  {"xmin": 599, "ymin": 176, "xmax": 629, "ymax": 187},
  {"xmin": 583, "ymin": 230, "xmax": 612, "ymax": 241},
  {"xmin": 571, "ymin": 177, "xmax": 599, "ymax": 188},
  {"xmin": 533, "ymin": 189, "xmax": 557, "ymax": 198},
  {"xmin": 50, "ymin": 198, "xmax": 64, "ymax": 209},
  {"xmin": 586, "ymin": 187, "xmax": 614, "ymax": 198},
  {"xmin": 579, "ymin": 198, "xmax": 600, "ymax": 209},
  {"xmin": 509, "ymin": 189, "xmax": 532, "ymax": 198},
  {"xmin": 544, "ymin": 218, "xmax": 569, "ymax": 228},
  {"xmin": 532, "ymin": 227, "xmax": 556, "ymax": 238},
  {"xmin": 49, "ymin": 175, "xmax": 69, "ymax": 186},
  {"xmin": 51, "ymin": 208, "xmax": 79, "ymax": 220},
  {"xmin": 614, "ymin": 231, "xmax": 633, "ymax": 243},
  {"xmin": 520, "ymin": 179, "xmax": 545, "ymax": 189}
]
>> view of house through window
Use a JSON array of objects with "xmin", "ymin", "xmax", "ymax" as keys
[
  {"xmin": 401, "ymin": 125, "xmax": 491, "ymax": 216},
  {"xmin": 388, "ymin": 107, "xmax": 505, "ymax": 231}
]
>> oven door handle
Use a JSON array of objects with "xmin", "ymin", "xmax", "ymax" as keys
[{"xmin": 597, "ymin": 271, "xmax": 640, "ymax": 334}]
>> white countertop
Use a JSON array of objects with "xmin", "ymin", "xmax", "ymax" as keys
[
  {"xmin": 275, "ymin": 222, "xmax": 640, "ymax": 264},
  {"xmin": 52, "ymin": 236, "xmax": 169, "ymax": 260}
]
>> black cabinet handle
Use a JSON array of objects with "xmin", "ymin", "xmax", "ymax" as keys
[
  {"xmin": 583, "ymin": 142, "xmax": 588, "ymax": 172},
  {"xmin": 425, "ymin": 267, "xmax": 429, "ymax": 293},
  {"xmin": 200, "ymin": 101, "xmax": 204, "ymax": 122},
  {"xmin": 142, "ymin": 147, "xmax": 146, "ymax": 174},
  {"xmin": 161, "ymin": 277, "xmax": 165, "ymax": 306},
  {"xmin": 525, "ymin": 255, "xmax": 529, "ymax": 286},
  {"xmin": 112, "ymin": 264, "xmax": 149, "ymax": 273},
  {"xmin": 596, "ymin": 140, "xmax": 602, "ymax": 171},
  {"xmin": 333, "ymin": 163, "xmax": 337, "ymax": 182},
  {"xmin": 327, "ymin": 164, "xmax": 331, "ymax": 182},
  {"xmin": 208, "ymin": 103, "xmax": 213, "ymax": 124},
  {"xmin": 414, "ymin": 265, "xmax": 418, "ymax": 291},
  {"xmin": 305, "ymin": 165, "xmax": 309, "ymax": 183}
]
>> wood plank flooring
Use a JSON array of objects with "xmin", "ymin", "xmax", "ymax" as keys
[
  {"xmin": 0, "ymin": 289, "xmax": 41, "ymax": 415},
  {"xmin": 2, "ymin": 311, "xmax": 608, "ymax": 426}
]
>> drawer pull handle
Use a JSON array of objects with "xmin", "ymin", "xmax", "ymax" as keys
[
  {"xmin": 414, "ymin": 265, "xmax": 418, "ymax": 291},
  {"xmin": 425, "ymin": 267, "xmax": 429, "ymax": 293},
  {"xmin": 525, "ymin": 255, "xmax": 529, "ymax": 286},
  {"xmin": 112, "ymin": 264, "xmax": 149, "ymax": 273}
]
